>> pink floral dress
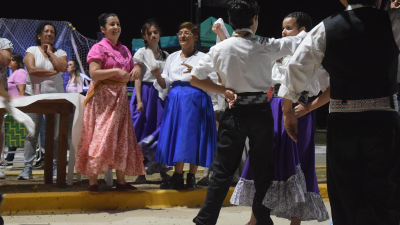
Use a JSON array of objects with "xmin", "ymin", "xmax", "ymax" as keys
[{"xmin": 76, "ymin": 38, "xmax": 145, "ymax": 176}]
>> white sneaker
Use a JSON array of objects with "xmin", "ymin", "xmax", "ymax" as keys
[{"xmin": 0, "ymin": 168, "xmax": 5, "ymax": 179}]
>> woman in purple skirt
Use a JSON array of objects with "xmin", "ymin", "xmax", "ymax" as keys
[
  {"xmin": 230, "ymin": 12, "xmax": 330, "ymax": 225},
  {"xmin": 129, "ymin": 21, "xmax": 171, "ymax": 183}
]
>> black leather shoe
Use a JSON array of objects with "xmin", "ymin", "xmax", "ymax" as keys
[
  {"xmin": 186, "ymin": 173, "xmax": 197, "ymax": 189},
  {"xmin": 160, "ymin": 173, "xmax": 185, "ymax": 190}
]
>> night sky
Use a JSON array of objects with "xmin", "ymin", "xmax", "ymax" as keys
[{"xmin": 2, "ymin": 0, "xmax": 351, "ymax": 50}]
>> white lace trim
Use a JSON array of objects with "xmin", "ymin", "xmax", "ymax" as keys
[{"xmin": 230, "ymin": 164, "xmax": 329, "ymax": 222}]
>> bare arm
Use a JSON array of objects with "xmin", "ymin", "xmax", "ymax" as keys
[
  {"xmin": 24, "ymin": 53, "xmax": 58, "ymax": 77},
  {"xmin": 44, "ymin": 45, "xmax": 67, "ymax": 73},
  {"xmin": 294, "ymin": 86, "xmax": 330, "ymax": 118},
  {"xmin": 89, "ymin": 60, "xmax": 129, "ymax": 82},
  {"xmin": 49, "ymin": 54, "xmax": 67, "ymax": 72},
  {"xmin": 135, "ymin": 75, "xmax": 144, "ymax": 112},
  {"xmin": 0, "ymin": 48, "xmax": 12, "ymax": 67},
  {"xmin": 0, "ymin": 82, "xmax": 10, "ymax": 102},
  {"xmin": 17, "ymin": 84, "xmax": 26, "ymax": 96}
]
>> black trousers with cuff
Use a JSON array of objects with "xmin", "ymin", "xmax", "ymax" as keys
[
  {"xmin": 193, "ymin": 102, "xmax": 274, "ymax": 225},
  {"xmin": 327, "ymin": 111, "xmax": 400, "ymax": 225}
]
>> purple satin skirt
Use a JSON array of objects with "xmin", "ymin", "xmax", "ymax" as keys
[{"xmin": 130, "ymin": 82, "xmax": 171, "ymax": 175}]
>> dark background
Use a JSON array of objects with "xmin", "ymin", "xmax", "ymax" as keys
[{"xmin": 2, "ymin": 0, "xmax": 349, "ymax": 50}]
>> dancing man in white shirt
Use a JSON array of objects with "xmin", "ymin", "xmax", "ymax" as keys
[
  {"xmin": 280, "ymin": 0, "xmax": 400, "ymax": 224},
  {"xmin": 189, "ymin": 0, "xmax": 306, "ymax": 224}
]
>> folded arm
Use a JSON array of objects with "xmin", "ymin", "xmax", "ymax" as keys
[{"xmin": 24, "ymin": 52, "xmax": 59, "ymax": 77}]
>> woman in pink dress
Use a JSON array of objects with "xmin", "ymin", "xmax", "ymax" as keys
[{"xmin": 76, "ymin": 13, "xmax": 145, "ymax": 193}]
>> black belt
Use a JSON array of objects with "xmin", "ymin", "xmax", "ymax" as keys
[
  {"xmin": 273, "ymin": 84, "xmax": 309, "ymax": 105},
  {"xmin": 234, "ymin": 92, "xmax": 269, "ymax": 105}
]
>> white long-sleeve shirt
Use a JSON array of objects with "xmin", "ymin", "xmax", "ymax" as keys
[
  {"xmin": 272, "ymin": 55, "xmax": 329, "ymax": 97},
  {"xmin": 191, "ymin": 30, "xmax": 306, "ymax": 93},
  {"xmin": 278, "ymin": 5, "xmax": 400, "ymax": 112}
]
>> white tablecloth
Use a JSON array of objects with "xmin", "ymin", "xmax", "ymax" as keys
[{"xmin": 0, "ymin": 93, "xmax": 85, "ymax": 151}]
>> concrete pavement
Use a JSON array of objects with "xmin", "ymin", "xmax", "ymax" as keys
[{"xmin": 2, "ymin": 203, "xmax": 331, "ymax": 225}]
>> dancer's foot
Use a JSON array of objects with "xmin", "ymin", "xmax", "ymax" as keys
[
  {"xmin": 186, "ymin": 173, "xmax": 197, "ymax": 189},
  {"xmin": 160, "ymin": 173, "xmax": 185, "ymax": 190}
]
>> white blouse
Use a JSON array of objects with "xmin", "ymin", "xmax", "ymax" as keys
[
  {"xmin": 26, "ymin": 46, "xmax": 67, "ymax": 93},
  {"xmin": 272, "ymin": 55, "xmax": 329, "ymax": 97},
  {"xmin": 154, "ymin": 50, "xmax": 218, "ymax": 98},
  {"xmin": 133, "ymin": 47, "xmax": 169, "ymax": 83}
]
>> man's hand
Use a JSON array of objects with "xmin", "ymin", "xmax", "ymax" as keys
[
  {"xmin": 283, "ymin": 110, "xmax": 298, "ymax": 142},
  {"xmin": 224, "ymin": 89, "xmax": 237, "ymax": 109}
]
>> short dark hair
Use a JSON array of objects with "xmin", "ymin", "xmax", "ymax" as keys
[
  {"xmin": 347, "ymin": 0, "xmax": 376, "ymax": 7},
  {"xmin": 284, "ymin": 12, "xmax": 313, "ymax": 32},
  {"xmin": 227, "ymin": 0, "xmax": 260, "ymax": 30},
  {"xmin": 179, "ymin": 22, "xmax": 200, "ymax": 37},
  {"xmin": 11, "ymin": 53, "xmax": 24, "ymax": 70},
  {"xmin": 35, "ymin": 21, "xmax": 57, "ymax": 46},
  {"xmin": 98, "ymin": 13, "xmax": 118, "ymax": 29}
]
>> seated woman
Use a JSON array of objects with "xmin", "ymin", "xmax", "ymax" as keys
[{"xmin": 154, "ymin": 22, "xmax": 218, "ymax": 189}]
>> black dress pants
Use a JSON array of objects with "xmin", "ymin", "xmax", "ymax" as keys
[
  {"xmin": 193, "ymin": 103, "xmax": 274, "ymax": 225},
  {"xmin": 327, "ymin": 111, "xmax": 400, "ymax": 225}
]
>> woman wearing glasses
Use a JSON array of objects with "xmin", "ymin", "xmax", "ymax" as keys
[{"xmin": 153, "ymin": 22, "xmax": 218, "ymax": 189}]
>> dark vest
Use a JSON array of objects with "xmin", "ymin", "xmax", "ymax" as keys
[{"xmin": 322, "ymin": 7, "xmax": 399, "ymax": 101}]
